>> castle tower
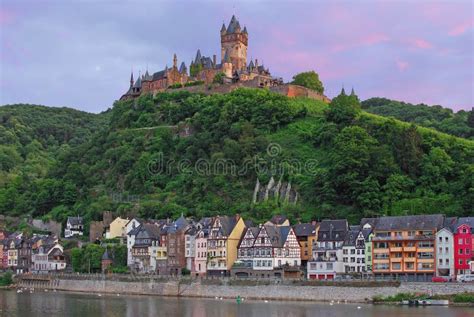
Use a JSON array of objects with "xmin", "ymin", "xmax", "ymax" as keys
[{"xmin": 220, "ymin": 15, "xmax": 248, "ymax": 72}]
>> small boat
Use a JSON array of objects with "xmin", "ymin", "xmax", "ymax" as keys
[{"xmin": 401, "ymin": 299, "xmax": 448, "ymax": 306}]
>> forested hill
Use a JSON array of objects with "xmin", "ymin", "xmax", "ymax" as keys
[
  {"xmin": 0, "ymin": 104, "xmax": 109, "ymax": 218},
  {"xmin": 0, "ymin": 92, "xmax": 473, "ymax": 231},
  {"xmin": 361, "ymin": 98, "xmax": 474, "ymax": 139}
]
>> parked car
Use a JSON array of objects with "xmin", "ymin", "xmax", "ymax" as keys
[
  {"xmin": 432, "ymin": 276, "xmax": 449, "ymax": 283},
  {"xmin": 457, "ymin": 274, "xmax": 474, "ymax": 282}
]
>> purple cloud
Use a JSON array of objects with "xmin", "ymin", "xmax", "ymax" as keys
[{"xmin": 0, "ymin": 0, "xmax": 472, "ymax": 112}]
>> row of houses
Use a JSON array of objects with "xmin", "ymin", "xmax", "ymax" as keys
[
  {"xmin": 61, "ymin": 213, "xmax": 474, "ymax": 281},
  {"xmin": 0, "ymin": 231, "xmax": 66, "ymax": 274},
  {"xmin": 308, "ymin": 215, "xmax": 474, "ymax": 281}
]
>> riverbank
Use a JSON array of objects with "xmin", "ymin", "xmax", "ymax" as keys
[
  {"xmin": 2, "ymin": 290, "xmax": 472, "ymax": 317},
  {"xmin": 15, "ymin": 275, "xmax": 474, "ymax": 304}
]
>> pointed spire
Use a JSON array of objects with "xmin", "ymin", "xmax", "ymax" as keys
[
  {"xmin": 179, "ymin": 61, "xmax": 187, "ymax": 74},
  {"xmin": 227, "ymin": 15, "xmax": 240, "ymax": 33},
  {"xmin": 195, "ymin": 49, "xmax": 202, "ymax": 63},
  {"xmin": 130, "ymin": 70, "xmax": 134, "ymax": 88},
  {"xmin": 173, "ymin": 53, "xmax": 177, "ymax": 68},
  {"xmin": 243, "ymin": 26, "xmax": 248, "ymax": 34},
  {"xmin": 340, "ymin": 86, "xmax": 346, "ymax": 96},
  {"xmin": 350, "ymin": 87, "xmax": 355, "ymax": 96},
  {"xmin": 221, "ymin": 22, "xmax": 227, "ymax": 35}
]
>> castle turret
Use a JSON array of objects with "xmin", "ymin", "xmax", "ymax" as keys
[
  {"xmin": 173, "ymin": 53, "xmax": 177, "ymax": 68},
  {"xmin": 222, "ymin": 49, "xmax": 233, "ymax": 78},
  {"xmin": 221, "ymin": 15, "xmax": 248, "ymax": 72},
  {"xmin": 220, "ymin": 22, "xmax": 227, "ymax": 35},
  {"xmin": 130, "ymin": 71, "xmax": 134, "ymax": 88}
]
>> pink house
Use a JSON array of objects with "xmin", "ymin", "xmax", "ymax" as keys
[{"xmin": 453, "ymin": 218, "xmax": 474, "ymax": 276}]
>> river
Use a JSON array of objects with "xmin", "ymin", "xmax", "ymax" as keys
[{"xmin": 0, "ymin": 290, "xmax": 472, "ymax": 316}]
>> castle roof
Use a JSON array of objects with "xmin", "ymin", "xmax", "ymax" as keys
[
  {"xmin": 226, "ymin": 15, "xmax": 241, "ymax": 33},
  {"xmin": 179, "ymin": 62, "xmax": 187, "ymax": 74},
  {"xmin": 195, "ymin": 49, "xmax": 202, "ymax": 64},
  {"xmin": 243, "ymin": 26, "xmax": 248, "ymax": 34},
  {"xmin": 133, "ymin": 76, "xmax": 142, "ymax": 88},
  {"xmin": 143, "ymin": 70, "xmax": 153, "ymax": 81},
  {"xmin": 152, "ymin": 70, "xmax": 166, "ymax": 80},
  {"xmin": 221, "ymin": 23, "xmax": 227, "ymax": 33}
]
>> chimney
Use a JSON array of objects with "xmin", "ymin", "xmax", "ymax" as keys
[{"xmin": 213, "ymin": 54, "xmax": 217, "ymax": 66}]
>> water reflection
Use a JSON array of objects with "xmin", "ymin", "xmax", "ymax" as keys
[{"xmin": 0, "ymin": 290, "xmax": 471, "ymax": 317}]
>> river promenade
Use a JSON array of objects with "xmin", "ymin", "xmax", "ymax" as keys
[{"xmin": 15, "ymin": 273, "xmax": 474, "ymax": 303}]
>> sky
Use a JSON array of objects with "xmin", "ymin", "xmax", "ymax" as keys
[{"xmin": 0, "ymin": 0, "xmax": 473, "ymax": 113}]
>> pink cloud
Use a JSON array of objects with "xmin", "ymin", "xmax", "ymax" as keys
[
  {"xmin": 0, "ymin": 8, "xmax": 15, "ymax": 25},
  {"xmin": 330, "ymin": 33, "xmax": 389, "ymax": 52},
  {"xmin": 448, "ymin": 20, "xmax": 473, "ymax": 36},
  {"xmin": 411, "ymin": 39, "xmax": 433, "ymax": 49},
  {"xmin": 396, "ymin": 60, "xmax": 409, "ymax": 71}
]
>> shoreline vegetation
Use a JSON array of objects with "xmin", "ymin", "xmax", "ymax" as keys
[{"xmin": 373, "ymin": 292, "xmax": 474, "ymax": 304}]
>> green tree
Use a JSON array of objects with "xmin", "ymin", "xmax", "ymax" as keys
[
  {"xmin": 213, "ymin": 72, "xmax": 225, "ymax": 84},
  {"xmin": 291, "ymin": 71, "xmax": 324, "ymax": 94},
  {"xmin": 326, "ymin": 88, "xmax": 361, "ymax": 125}
]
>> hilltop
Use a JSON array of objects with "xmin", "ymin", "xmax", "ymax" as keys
[{"xmin": 1, "ymin": 89, "xmax": 472, "ymax": 232}]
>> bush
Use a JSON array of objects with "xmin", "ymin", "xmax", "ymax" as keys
[
  {"xmin": 452, "ymin": 293, "xmax": 474, "ymax": 303},
  {"xmin": 168, "ymin": 83, "xmax": 183, "ymax": 89},
  {"xmin": 0, "ymin": 272, "xmax": 13, "ymax": 286},
  {"xmin": 213, "ymin": 72, "xmax": 225, "ymax": 84},
  {"xmin": 181, "ymin": 268, "xmax": 191, "ymax": 275},
  {"xmin": 184, "ymin": 80, "xmax": 204, "ymax": 87}
]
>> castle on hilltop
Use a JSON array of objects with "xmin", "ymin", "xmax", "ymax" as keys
[{"xmin": 121, "ymin": 15, "xmax": 278, "ymax": 100}]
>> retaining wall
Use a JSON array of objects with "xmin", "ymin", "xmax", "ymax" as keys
[{"xmin": 17, "ymin": 277, "xmax": 473, "ymax": 303}]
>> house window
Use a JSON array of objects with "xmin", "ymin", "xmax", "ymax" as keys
[
  {"xmin": 445, "ymin": 237, "xmax": 449, "ymax": 242},
  {"xmin": 459, "ymin": 249, "xmax": 463, "ymax": 255},
  {"xmin": 459, "ymin": 259, "xmax": 463, "ymax": 265},
  {"xmin": 261, "ymin": 237, "xmax": 265, "ymax": 244},
  {"xmin": 459, "ymin": 238, "xmax": 463, "ymax": 245},
  {"xmin": 439, "ymin": 237, "xmax": 442, "ymax": 242}
]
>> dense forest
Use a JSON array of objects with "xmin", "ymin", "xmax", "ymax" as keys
[
  {"xmin": 362, "ymin": 98, "xmax": 474, "ymax": 139},
  {"xmin": 0, "ymin": 91, "xmax": 472, "ymax": 231}
]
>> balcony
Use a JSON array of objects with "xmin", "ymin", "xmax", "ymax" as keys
[
  {"xmin": 404, "ymin": 257, "xmax": 416, "ymax": 262},
  {"xmin": 390, "ymin": 257, "xmax": 402, "ymax": 262},
  {"xmin": 389, "ymin": 247, "xmax": 402, "ymax": 252},
  {"xmin": 403, "ymin": 246, "xmax": 416, "ymax": 252},
  {"xmin": 373, "ymin": 248, "xmax": 389, "ymax": 254}
]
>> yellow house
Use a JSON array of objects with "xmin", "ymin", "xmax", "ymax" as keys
[
  {"xmin": 293, "ymin": 222, "xmax": 319, "ymax": 265},
  {"xmin": 106, "ymin": 217, "xmax": 129, "ymax": 239},
  {"xmin": 207, "ymin": 215, "xmax": 245, "ymax": 276}
]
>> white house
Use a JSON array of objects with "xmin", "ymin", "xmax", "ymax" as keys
[
  {"xmin": 31, "ymin": 243, "xmax": 66, "ymax": 273},
  {"xmin": 185, "ymin": 227, "xmax": 198, "ymax": 272},
  {"xmin": 436, "ymin": 227, "xmax": 455, "ymax": 278},
  {"xmin": 342, "ymin": 226, "xmax": 367, "ymax": 274},
  {"xmin": 64, "ymin": 217, "xmax": 83, "ymax": 238},
  {"xmin": 307, "ymin": 219, "xmax": 348, "ymax": 280},
  {"xmin": 236, "ymin": 224, "xmax": 301, "ymax": 271},
  {"xmin": 125, "ymin": 218, "xmax": 142, "ymax": 266}
]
